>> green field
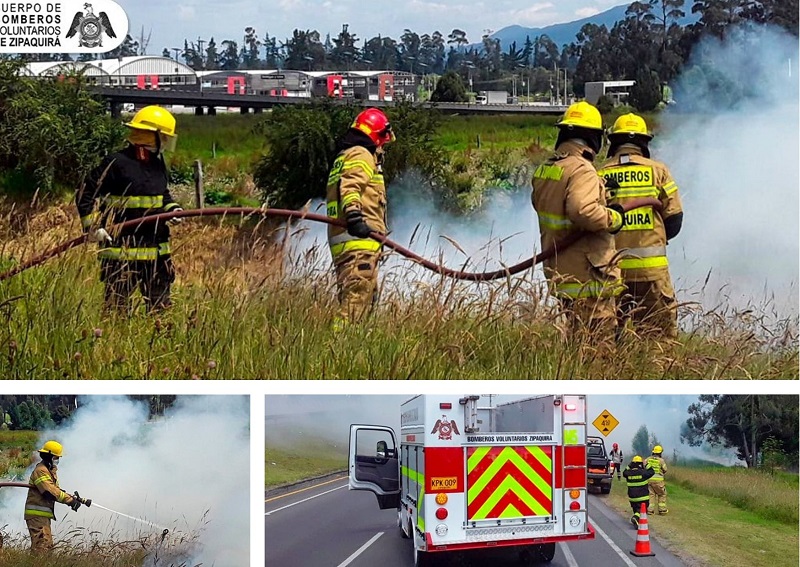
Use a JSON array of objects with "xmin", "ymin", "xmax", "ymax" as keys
[
  {"xmin": 265, "ymin": 443, "xmax": 345, "ymax": 488},
  {"xmin": 604, "ymin": 465, "xmax": 799, "ymax": 567}
]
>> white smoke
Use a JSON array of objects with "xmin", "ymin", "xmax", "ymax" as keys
[
  {"xmin": 0, "ymin": 396, "xmax": 250, "ymax": 566},
  {"xmin": 660, "ymin": 24, "xmax": 799, "ymax": 319}
]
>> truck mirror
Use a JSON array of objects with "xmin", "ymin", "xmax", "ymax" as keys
[{"xmin": 376, "ymin": 440, "xmax": 388, "ymax": 458}]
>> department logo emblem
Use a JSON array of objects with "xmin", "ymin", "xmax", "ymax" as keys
[
  {"xmin": 66, "ymin": 3, "xmax": 117, "ymax": 48},
  {"xmin": 431, "ymin": 416, "xmax": 460, "ymax": 440}
]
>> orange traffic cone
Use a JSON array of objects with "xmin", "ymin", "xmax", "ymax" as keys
[{"xmin": 630, "ymin": 502, "xmax": 656, "ymax": 557}]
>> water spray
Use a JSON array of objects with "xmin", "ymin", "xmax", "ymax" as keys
[{"xmin": 91, "ymin": 502, "xmax": 169, "ymax": 532}]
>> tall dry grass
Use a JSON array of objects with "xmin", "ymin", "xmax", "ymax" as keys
[
  {"xmin": 669, "ymin": 465, "xmax": 799, "ymax": 525},
  {"xmin": 0, "ymin": 205, "xmax": 796, "ymax": 379}
]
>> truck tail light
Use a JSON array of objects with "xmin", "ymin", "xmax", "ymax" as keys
[
  {"xmin": 569, "ymin": 490, "xmax": 580, "ymax": 499},
  {"xmin": 435, "ymin": 493, "xmax": 448, "ymax": 505},
  {"xmin": 569, "ymin": 501, "xmax": 581, "ymax": 511},
  {"xmin": 435, "ymin": 508, "xmax": 448, "ymax": 520},
  {"xmin": 564, "ymin": 403, "xmax": 577, "ymax": 411},
  {"xmin": 439, "ymin": 403, "xmax": 452, "ymax": 410}
]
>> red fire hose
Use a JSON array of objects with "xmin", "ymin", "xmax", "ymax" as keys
[
  {"xmin": 0, "ymin": 198, "xmax": 661, "ymax": 283},
  {"xmin": 0, "ymin": 482, "xmax": 33, "ymax": 489}
]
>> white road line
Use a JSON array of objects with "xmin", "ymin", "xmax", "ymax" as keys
[
  {"xmin": 336, "ymin": 531, "xmax": 384, "ymax": 567},
  {"xmin": 264, "ymin": 484, "xmax": 347, "ymax": 516},
  {"xmin": 590, "ymin": 519, "xmax": 639, "ymax": 567},
  {"xmin": 559, "ymin": 542, "xmax": 580, "ymax": 567}
]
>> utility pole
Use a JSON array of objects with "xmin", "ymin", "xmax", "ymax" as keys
[{"xmin": 197, "ymin": 37, "xmax": 206, "ymax": 68}]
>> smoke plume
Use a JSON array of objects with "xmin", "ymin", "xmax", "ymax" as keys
[{"xmin": 0, "ymin": 396, "xmax": 249, "ymax": 566}]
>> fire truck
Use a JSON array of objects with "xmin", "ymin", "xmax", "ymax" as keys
[{"xmin": 348, "ymin": 395, "xmax": 595, "ymax": 566}]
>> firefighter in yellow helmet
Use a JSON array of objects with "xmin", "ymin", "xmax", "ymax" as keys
[
  {"xmin": 598, "ymin": 113, "xmax": 683, "ymax": 340},
  {"xmin": 326, "ymin": 108, "xmax": 395, "ymax": 330},
  {"xmin": 646, "ymin": 444, "xmax": 668, "ymax": 514},
  {"xmin": 76, "ymin": 105, "xmax": 183, "ymax": 314},
  {"xmin": 623, "ymin": 455, "xmax": 655, "ymax": 527},
  {"xmin": 25, "ymin": 441, "xmax": 91, "ymax": 552},
  {"xmin": 531, "ymin": 101, "xmax": 625, "ymax": 344}
]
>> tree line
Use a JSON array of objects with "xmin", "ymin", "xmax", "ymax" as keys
[
  {"xmin": 0, "ymin": 396, "xmax": 178, "ymax": 430},
  {"xmin": 18, "ymin": 0, "xmax": 798, "ymax": 99}
]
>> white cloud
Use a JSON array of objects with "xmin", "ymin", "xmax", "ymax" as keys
[
  {"xmin": 575, "ymin": 7, "xmax": 602, "ymax": 18},
  {"xmin": 177, "ymin": 4, "xmax": 195, "ymax": 21}
]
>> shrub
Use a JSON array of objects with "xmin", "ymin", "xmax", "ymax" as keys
[{"xmin": 0, "ymin": 60, "xmax": 126, "ymax": 195}]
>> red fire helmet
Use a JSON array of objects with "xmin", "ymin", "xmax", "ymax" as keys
[{"xmin": 351, "ymin": 108, "xmax": 396, "ymax": 146}]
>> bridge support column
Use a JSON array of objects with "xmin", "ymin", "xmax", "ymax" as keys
[
  {"xmin": 253, "ymin": 107, "xmax": 263, "ymax": 114},
  {"xmin": 110, "ymin": 102, "xmax": 122, "ymax": 118},
  {"xmin": 207, "ymin": 107, "xmax": 217, "ymax": 116},
  {"xmin": 194, "ymin": 106, "xmax": 204, "ymax": 115},
  {"xmin": 240, "ymin": 107, "xmax": 250, "ymax": 114}
]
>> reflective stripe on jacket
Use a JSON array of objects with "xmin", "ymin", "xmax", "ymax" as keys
[
  {"xmin": 646, "ymin": 456, "xmax": 667, "ymax": 481},
  {"xmin": 326, "ymin": 145, "xmax": 386, "ymax": 259},
  {"xmin": 76, "ymin": 144, "xmax": 179, "ymax": 247},
  {"xmin": 624, "ymin": 465, "xmax": 655, "ymax": 501},
  {"xmin": 25, "ymin": 463, "xmax": 73, "ymax": 520},
  {"xmin": 598, "ymin": 148, "xmax": 683, "ymax": 281},
  {"xmin": 531, "ymin": 141, "xmax": 622, "ymax": 299}
]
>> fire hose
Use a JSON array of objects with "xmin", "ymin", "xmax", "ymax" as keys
[{"xmin": 0, "ymin": 198, "xmax": 661, "ymax": 283}]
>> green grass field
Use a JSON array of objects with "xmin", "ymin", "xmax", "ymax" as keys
[
  {"xmin": 604, "ymin": 465, "xmax": 799, "ymax": 567},
  {"xmin": 265, "ymin": 443, "xmax": 345, "ymax": 488},
  {"xmin": 0, "ymin": 430, "xmax": 37, "ymax": 479}
]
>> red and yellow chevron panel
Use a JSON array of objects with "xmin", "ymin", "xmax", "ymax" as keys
[{"xmin": 467, "ymin": 445, "xmax": 553, "ymax": 520}]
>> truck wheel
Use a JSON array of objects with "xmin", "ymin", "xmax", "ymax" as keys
[{"xmin": 601, "ymin": 486, "xmax": 611, "ymax": 495}]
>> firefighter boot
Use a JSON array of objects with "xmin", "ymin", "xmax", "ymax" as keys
[{"xmin": 630, "ymin": 514, "xmax": 639, "ymax": 528}]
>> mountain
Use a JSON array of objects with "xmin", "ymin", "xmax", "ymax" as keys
[{"xmin": 489, "ymin": 3, "xmax": 697, "ymax": 49}]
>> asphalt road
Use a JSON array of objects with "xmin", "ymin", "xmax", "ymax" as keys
[{"xmin": 265, "ymin": 476, "xmax": 688, "ymax": 567}]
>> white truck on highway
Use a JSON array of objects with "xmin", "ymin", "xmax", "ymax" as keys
[
  {"xmin": 475, "ymin": 90, "xmax": 508, "ymax": 104},
  {"xmin": 348, "ymin": 395, "xmax": 595, "ymax": 566}
]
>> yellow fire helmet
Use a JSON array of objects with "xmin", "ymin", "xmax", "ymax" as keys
[
  {"xmin": 609, "ymin": 113, "xmax": 653, "ymax": 139},
  {"xmin": 125, "ymin": 105, "xmax": 178, "ymax": 151},
  {"xmin": 39, "ymin": 440, "xmax": 63, "ymax": 457},
  {"xmin": 632, "ymin": 455, "xmax": 644, "ymax": 463},
  {"xmin": 556, "ymin": 101, "xmax": 603, "ymax": 131},
  {"xmin": 652, "ymin": 445, "xmax": 663, "ymax": 454}
]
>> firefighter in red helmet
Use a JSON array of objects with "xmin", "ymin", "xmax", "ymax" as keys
[{"xmin": 326, "ymin": 108, "xmax": 395, "ymax": 329}]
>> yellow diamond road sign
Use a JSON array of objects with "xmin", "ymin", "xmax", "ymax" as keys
[{"xmin": 593, "ymin": 410, "xmax": 619, "ymax": 437}]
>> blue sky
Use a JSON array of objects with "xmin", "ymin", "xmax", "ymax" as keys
[{"xmin": 115, "ymin": 0, "xmax": 625, "ymax": 55}]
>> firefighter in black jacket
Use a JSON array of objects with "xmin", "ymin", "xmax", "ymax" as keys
[
  {"xmin": 76, "ymin": 106, "xmax": 183, "ymax": 313},
  {"xmin": 623, "ymin": 455, "xmax": 655, "ymax": 527}
]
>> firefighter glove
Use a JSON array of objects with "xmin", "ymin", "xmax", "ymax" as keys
[
  {"xmin": 166, "ymin": 207, "xmax": 184, "ymax": 226},
  {"xmin": 345, "ymin": 210, "xmax": 374, "ymax": 239},
  {"xmin": 607, "ymin": 204, "xmax": 625, "ymax": 234},
  {"xmin": 70, "ymin": 496, "xmax": 82, "ymax": 511},
  {"xmin": 604, "ymin": 176, "xmax": 621, "ymax": 198},
  {"xmin": 88, "ymin": 228, "xmax": 113, "ymax": 244}
]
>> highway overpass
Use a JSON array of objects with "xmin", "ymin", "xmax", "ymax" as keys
[{"xmin": 89, "ymin": 86, "xmax": 568, "ymax": 116}]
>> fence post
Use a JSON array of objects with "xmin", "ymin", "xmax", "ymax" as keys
[{"xmin": 194, "ymin": 160, "xmax": 204, "ymax": 209}]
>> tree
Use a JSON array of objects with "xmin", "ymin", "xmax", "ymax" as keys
[
  {"xmin": 241, "ymin": 27, "xmax": 261, "ymax": 69},
  {"xmin": 628, "ymin": 67, "xmax": 663, "ymax": 111},
  {"xmin": 205, "ymin": 37, "xmax": 219, "ymax": 70},
  {"xmin": 430, "ymin": 70, "xmax": 468, "ymax": 102},
  {"xmin": 681, "ymin": 395, "xmax": 799, "ymax": 468},
  {"xmin": 632, "ymin": 425, "xmax": 651, "ymax": 457},
  {"xmin": 219, "ymin": 40, "xmax": 241, "ymax": 70},
  {"xmin": 107, "ymin": 34, "xmax": 140, "ymax": 58},
  {"xmin": 329, "ymin": 23, "xmax": 359, "ymax": 70},
  {"xmin": 0, "ymin": 60, "xmax": 126, "ymax": 194}
]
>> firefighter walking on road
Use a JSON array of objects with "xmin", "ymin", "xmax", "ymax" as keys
[
  {"xmin": 646, "ymin": 444, "xmax": 669, "ymax": 515},
  {"xmin": 610, "ymin": 442, "xmax": 624, "ymax": 480},
  {"xmin": 598, "ymin": 113, "xmax": 684, "ymax": 340},
  {"xmin": 76, "ymin": 105, "xmax": 183, "ymax": 314},
  {"xmin": 25, "ymin": 441, "xmax": 91, "ymax": 552},
  {"xmin": 531, "ymin": 102, "xmax": 625, "ymax": 344},
  {"xmin": 326, "ymin": 108, "xmax": 395, "ymax": 330},
  {"xmin": 623, "ymin": 455, "xmax": 654, "ymax": 527}
]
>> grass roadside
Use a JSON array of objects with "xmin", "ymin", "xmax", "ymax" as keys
[
  {"xmin": 265, "ymin": 444, "xmax": 345, "ymax": 488},
  {"xmin": 0, "ymin": 430, "xmax": 37, "ymax": 479},
  {"xmin": 602, "ymin": 467, "xmax": 799, "ymax": 567}
]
